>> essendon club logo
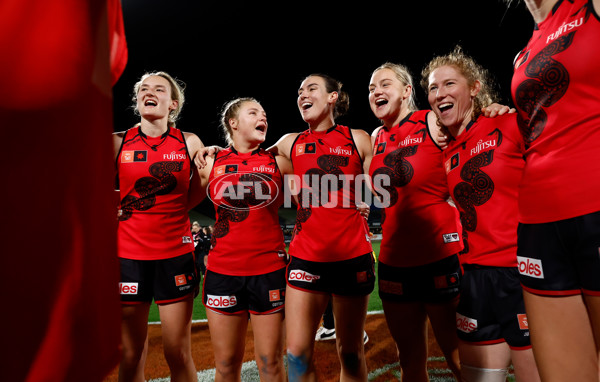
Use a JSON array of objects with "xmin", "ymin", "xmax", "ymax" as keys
[
  {"xmin": 444, "ymin": 153, "xmax": 459, "ymax": 174},
  {"xmin": 174, "ymin": 274, "xmax": 188, "ymax": 287},
  {"xmin": 517, "ymin": 314, "xmax": 529, "ymax": 330},
  {"xmin": 296, "ymin": 142, "xmax": 316, "ymax": 156},
  {"xmin": 269, "ymin": 289, "xmax": 283, "ymax": 302},
  {"xmin": 121, "ymin": 150, "xmax": 147, "ymax": 163},
  {"xmin": 434, "ymin": 273, "xmax": 459, "ymax": 289},
  {"xmin": 375, "ymin": 142, "xmax": 386, "ymax": 155},
  {"xmin": 379, "ymin": 280, "xmax": 403, "ymax": 295},
  {"xmin": 214, "ymin": 164, "xmax": 238, "ymax": 177}
]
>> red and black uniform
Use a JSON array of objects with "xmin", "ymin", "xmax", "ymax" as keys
[
  {"xmin": 203, "ymin": 147, "xmax": 287, "ymax": 314},
  {"xmin": 444, "ymin": 114, "xmax": 531, "ymax": 348},
  {"xmin": 116, "ymin": 126, "xmax": 195, "ymax": 260},
  {"xmin": 287, "ymin": 125, "xmax": 374, "ymax": 296},
  {"xmin": 1, "ymin": 1, "xmax": 126, "ymax": 378},
  {"xmin": 370, "ymin": 111, "xmax": 463, "ymax": 268},
  {"xmin": 443, "ymin": 114, "xmax": 524, "ymax": 268},
  {"xmin": 289, "ymin": 125, "xmax": 373, "ymax": 262},
  {"xmin": 512, "ymin": 0, "xmax": 600, "ymax": 223},
  {"xmin": 207, "ymin": 147, "xmax": 286, "ymax": 276},
  {"xmin": 512, "ymin": 0, "xmax": 600, "ymax": 295}
]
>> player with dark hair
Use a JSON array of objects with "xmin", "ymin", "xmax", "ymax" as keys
[{"xmin": 269, "ymin": 73, "xmax": 375, "ymax": 381}]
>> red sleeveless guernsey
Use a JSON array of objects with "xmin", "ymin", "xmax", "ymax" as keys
[
  {"xmin": 116, "ymin": 126, "xmax": 195, "ymax": 260},
  {"xmin": 443, "ymin": 114, "xmax": 525, "ymax": 268},
  {"xmin": 369, "ymin": 110, "xmax": 463, "ymax": 267},
  {"xmin": 207, "ymin": 147, "xmax": 286, "ymax": 276},
  {"xmin": 511, "ymin": 0, "xmax": 600, "ymax": 223},
  {"xmin": 289, "ymin": 125, "xmax": 373, "ymax": 262}
]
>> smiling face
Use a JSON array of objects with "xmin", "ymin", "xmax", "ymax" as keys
[
  {"xmin": 135, "ymin": 75, "xmax": 178, "ymax": 122},
  {"xmin": 230, "ymin": 100, "xmax": 268, "ymax": 146},
  {"xmin": 368, "ymin": 68, "xmax": 412, "ymax": 127},
  {"xmin": 297, "ymin": 75, "xmax": 338, "ymax": 127},
  {"xmin": 427, "ymin": 65, "xmax": 480, "ymax": 136}
]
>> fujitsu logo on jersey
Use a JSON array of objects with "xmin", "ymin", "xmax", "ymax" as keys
[
  {"xmin": 119, "ymin": 282, "xmax": 138, "ymax": 295},
  {"xmin": 470, "ymin": 138, "xmax": 496, "ymax": 156},
  {"xmin": 329, "ymin": 146, "xmax": 352, "ymax": 156},
  {"xmin": 206, "ymin": 294, "xmax": 237, "ymax": 308},
  {"xmin": 517, "ymin": 256, "xmax": 544, "ymax": 279},
  {"xmin": 163, "ymin": 151, "xmax": 187, "ymax": 160},
  {"xmin": 547, "ymin": 18, "xmax": 583, "ymax": 44},
  {"xmin": 399, "ymin": 135, "xmax": 423, "ymax": 147},
  {"xmin": 252, "ymin": 165, "xmax": 276, "ymax": 174},
  {"xmin": 288, "ymin": 270, "xmax": 321, "ymax": 283},
  {"xmin": 456, "ymin": 313, "xmax": 478, "ymax": 333}
]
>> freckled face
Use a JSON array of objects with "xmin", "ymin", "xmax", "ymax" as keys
[
  {"xmin": 427, "ymin": 65, "xmax": 478, "ymax": 132},
  {"xmin": 230, "ymin": 101, "xmax": 268, "ymax": 144}
]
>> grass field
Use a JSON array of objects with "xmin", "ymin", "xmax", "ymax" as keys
[
  {"xmin": 148, "ymin": 241, "xmax": 383, "ymax": 323},
  {"xmin": 137, "ymin": 240, "xmax": 520, "ymax": 381}
]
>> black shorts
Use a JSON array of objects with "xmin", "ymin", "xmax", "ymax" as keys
[
  {"xmin": 119, "ymin": 252, "xmax": 198, "ymax": 305},
  {"xmin": 286, "ymin": 253, "xmax": 375, "ymax": 296},
  {"xmin": 202, "ymin": 267, "xmax": 286, "ymax": 315},
  {"xmin": 517, "ymin": 210, "xmax": 600, "ymax": 296},
  {"xmin": 457, "ymin": 265, "xmax": 531, "ymax": 349},
  {"xmin": 378, "ymin": 255, "xmax": 461, "ymax": 303}
]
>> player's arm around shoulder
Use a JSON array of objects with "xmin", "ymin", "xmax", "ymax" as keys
[
  {"xmin": 267, "ymin": 133, "xmax": 299, "ymax": 160},
  {"xmin": 351, "ymin": 128, "xmax": 373, "ymax": 174},
  {"xmin": 184, "ymin": 132, "xmax": 209, "ymax": 209},
  {"xmin": 370, "ymin": 126, "xmax": 382, "ymax": 149},
  {"xmin": 112, "ymin": 131, "xmax": 126, "ymax": 161},
  {"xmin": 184, "ymin": 132, "xmax": 205, "ymax": 158},
  {"xmin": 275, "ymin": 154, "xmax": 293, "ymax": 176}
]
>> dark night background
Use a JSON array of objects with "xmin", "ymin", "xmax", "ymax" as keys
[{"xmin": 112, "ymin": 0, "xmax": 535, "ymax": 222}]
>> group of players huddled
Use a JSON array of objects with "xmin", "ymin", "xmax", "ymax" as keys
[{"xmin": 114, "ymin": 1, "xmax": 600, "ymax": 381}]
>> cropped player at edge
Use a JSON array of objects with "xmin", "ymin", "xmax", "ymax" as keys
[
  {"xmin": 193, "ymin": 97, "xmax": 293, "ymax": 382},
  {"xmin": 510, "ymin": 0, "xmax": 600, "ymax": 381}
]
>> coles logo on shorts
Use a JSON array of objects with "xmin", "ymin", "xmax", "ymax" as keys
[
  {"xmin": 119, "ymin": 282, "xmax": 138, "ymax": 295},
  {"xmin": 288, "ymin": 270, "xmax": 320, "ymax": 283},
  {"xmin": 517, "ymin": 256, "xmax": 544, "ymax": 279},
  {"xmin": 206, "ymin": 294, "xmax": 237, "ymax": 308},
  {"xmin": 456, "ymin": 313, "xmax": 478, "ymax": 333}
]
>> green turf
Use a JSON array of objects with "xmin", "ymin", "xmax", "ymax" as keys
[{"xmin": 149, "ymin": 241, "xmax": 383, "ymax": 323}]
